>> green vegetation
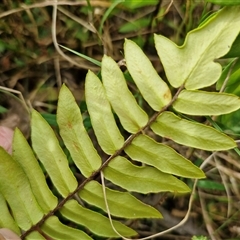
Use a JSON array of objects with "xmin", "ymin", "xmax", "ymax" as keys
[{"xmin": 0, "ymin": 1, "xmax": 240, "ymax": 239}]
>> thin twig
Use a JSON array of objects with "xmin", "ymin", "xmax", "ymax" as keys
[
  {"xmin": 53, "ymin": 57, "xmax": 62, "ymax": 88},
  {"xmin": 99, "ymin": 138, "xmax": 217, "ymax": 239},
  {"xmin": 0, "ymin": 1, "xmax": 111, "ymax": 19},
  {"xmin": 57, "ymin": 6, "xmax": 96, "ymax": 33},
  {"xmin": 198, "ymin": 190, "xmax": 219, "ymax": 240},
  {"xmin": 0, "ymin": 86, "xmax": 30, "ymax": 113},
  {"xmin": 214, "ymin": 156, "xmax": 232, "ymax": 218},
  {"xmin": 101, "ymin": 170, "xmax": 198, "ymax": 240},
  {"xmin": 51, "ymin": 1, "xmax": 89, "ymax": 69}
]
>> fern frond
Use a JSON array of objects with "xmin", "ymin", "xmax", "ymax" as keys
[
  {"xmin": 79, "ymin": 180, "xmax": 162, "ymax": 218},
  {"xmin": 0, "ymin": 147, "xmax": 43, "ymax": 230},
  {"xmin": 60, "ymin": 200, "xmax": 137, "ymax": 238},
  {"xmin": 154, "ymin": 6, "xmax": 240, "ymax": 89},
  {"xmin": 101, "ymin": 55, "xmax": 149, "ymax": 133},
  {"xmin": 57, "ymin": 84, "xmax": 102, "ymax": 177},
  {"xmin": 125, "ymin": 134, "xmax": 205, "ymax": 178},
  {"xmin": 13, "ymin": 128, "xmax": 57, "ymax": 213},
  {"xmin": 103, "ymin": 156, "xmax": 191, "ymax": 194},
  {"xmin": 173, "ymin": 90, "xmax": 240, "ymax": 115},
  {"xmin": 85, "ymin": 70, "xmax": 124, "ymax": 154},
  {"xmin": 31, "ymin": 110, "xmax": 78, "ymax": 197},
  {"xmin": 0, "ymin": 6, "xmax": 240, "ymax": 240},
  {"xmin": 124, "ymin": 39, "xmax": 172, "ymax": 111},
  {"xmin": 0, "ymin": 193, "xmax": 20, "ymax": 235},
  {"xmin": 151, "ymin": 111, "xmax": 236, "ymax": 151}
]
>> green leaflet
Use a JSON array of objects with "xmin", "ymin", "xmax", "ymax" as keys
[
  {"xmin": 59, "ymin": 45, "xmax": 101, "ymax": 67},
  {"xmin": 197, "ymin": 179, "xmax": 225, "ymax": 191},
  {"xmin": 218, "ymin": 110, "xmax": 240, "ymax": 134},
  {"xmin": 205, "ymin": 0, "xmax": 240, "ymax": 5},
  {"xmin": 125, "ymin": 134, "xmax": 205, "ymax": 178},
  {"xmin": 151, "ymin": 111, "xmax": 236, "ymax": 151},
  {"xmin": 0, "ymin": 148, "xmax": 43, "ymax": 230},
  {"xmin": 85, "ymin": 70, "xmax": 124, "ymax": 154},
  {"xmin": 119, "ymin": 18, "xmax": 151, "ymax": 33},
  {"xmin": 79, "ymin": 180, "xmax": 162, "ymax": 218},
  {"xmin": 57, "ymin": 84, "xmax": 102, "ymax": 177},
  {"xmin": 173, "ymin": 90, "xmax": 240, "ymax": 116},
  {"xmin": 0, "ymin": 193, "xmax": 20, "ymax": 235},
  {"xmin": 99, "ymin": 0, "xmax": 124, "ymax": 35},
  {"xmin": 223, "ymin": 33, "xmax": 240, "ymax": 58},
  {"xmin": 216, "ymin": 59, "xmax": 240, "ymax": 132},
  {"xmin": 41, "ymin": 216, "xmax": 92, "ymax": 240},
  {"xmin": 216, "ymin": 58, "xmax": 240, "ymax": 92},
  {"xmin": 154, "ymin": 6, "xmax": 240, "ymax": 90},
  {"xmin": 12, "ymin": 128, "xmax": 57, "ymax": 214},
  {"xmin": 0, "ymin": 105, "xmax": 7, "ymax": 113},
  {"xmin": 124, "ymin": 39, "xmax": 172, "ymax": 111},
  {"xmin": 121, "ymin": 0, "xmax": 158, "ymax": 8},
  {"xmin": 60, "ymin": 200, "xmax": 137, "ymax": 238},
  {"xmin": 102, "ymin": 55, "xmax": 148, "ymax": 133},
  {"xmin": 104, "ymin": 156, "xmax": 190, "ymax": 194},
  {"xmin": 31, "ymin": 110, "xmax": 78, "ymax": 197},
  {"xmin": 26, "ymin": 231, "xmax": 45, "ymax": 240}
]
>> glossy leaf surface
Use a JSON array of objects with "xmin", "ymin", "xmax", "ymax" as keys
[
  {"xmin": 154, "ymin": 6, "xmax": 240, "ymax": 89},
  {"xmin": 102, "ymin": 55, "xmax": 148, "ymax": 133},
  {"xmin": 57, "ymin": 84, "xmax": 102, "ymax": 177},
  {"xmin": 80, "ymin": 180, "xmax": 162, "ymax": 218},
  {"xmin": 0, "ymin": 148, "xmax": 43, "ymax": 230},
  {"xmin": 151, "ymin": 111, "xmax": 236, "ymax": 151},
  {"xmin": 104, "ymin": 156, "xmax": 190, "ymax": 194},
  {"xmin": 173, "ymin": 90, "xmax": 240, "ymax": 115},
  {"xmin": 86, "ymin": 70, "xmax": 124, "ymax": 154},
  {"xmin": 125, "ymin": 134, "xmax": 205, "ymax": 178},
  {"xmin": 13, "ymin": 128, "xmax": 57, "ymax": 213},
  {"xmin": 31, "ymin": 110, "xmax": 78, "ymax": 197},
  {"xmin": 60, "ymin": 200, "xmax": 137, "ymax": 237},
  {"xmin": 124, "ymin": 39, "xmax": 172, "ymax": 111}
]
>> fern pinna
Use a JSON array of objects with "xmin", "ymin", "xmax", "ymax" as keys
[{"xmin": 0, "ymin": 6, "xmax": 240, "ymax": 240}]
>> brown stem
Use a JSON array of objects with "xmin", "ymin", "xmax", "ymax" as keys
[{"xmin": 21, "ymin": 84, "xmax": 184, "ymax": 239}]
